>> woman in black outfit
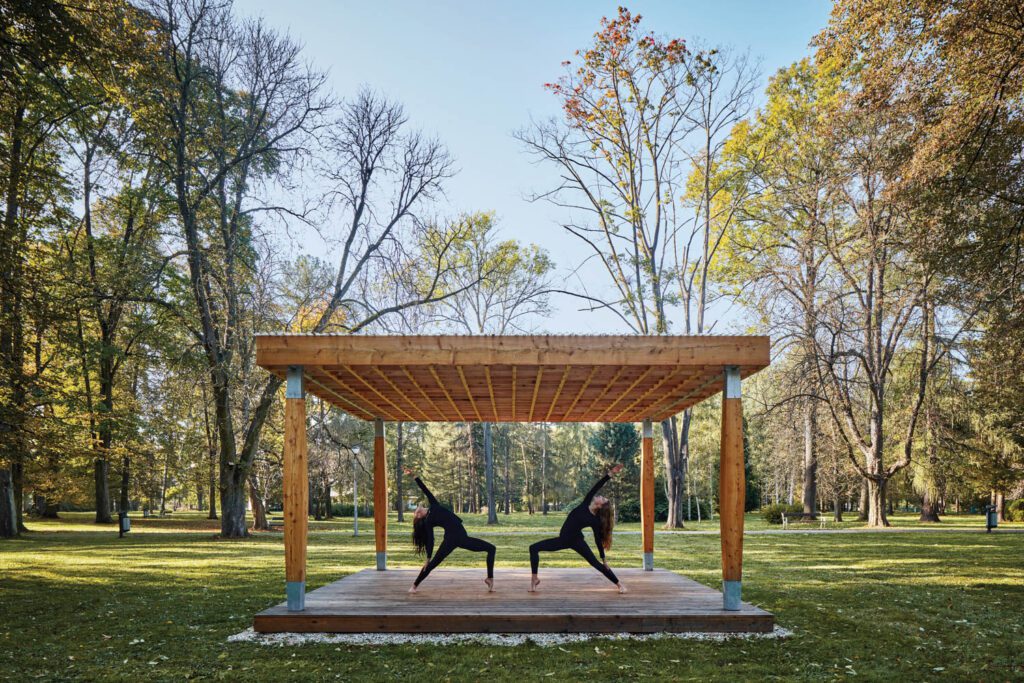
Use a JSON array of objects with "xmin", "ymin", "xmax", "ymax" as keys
[
  {"xmin": 529, "ymin": 463, "xmax": 626, "ymax": 593},
  {"xmin": 404, "ymin": 467, "xmax": 496, "ymax": 593}
]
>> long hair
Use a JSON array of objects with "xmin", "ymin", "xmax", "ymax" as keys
[
  {"xmin": 596, "ymin": 502, "xmax": 614, "ymax": 550},
  {"xmin": 412, "ymin": 513, "xmax": 430, "ymax": 555}
]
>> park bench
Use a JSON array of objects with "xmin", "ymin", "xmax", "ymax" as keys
[{"xmin": 781, "ymin": 512, "xmax": 829, "ymax": 530}]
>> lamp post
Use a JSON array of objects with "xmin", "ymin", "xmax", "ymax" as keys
[{"xmin": 351, "ymin": 446, "xmax": 360, "ymax": 536}]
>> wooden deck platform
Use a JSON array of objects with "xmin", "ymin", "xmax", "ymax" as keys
[{"xmin": 253, "ymin": 568, "xmax": 774, "ymax": 634}]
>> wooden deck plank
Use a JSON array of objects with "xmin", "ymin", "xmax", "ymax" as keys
[{"xmin": 253, "ymin": 568, "xmax": 773, "ymax": 634}]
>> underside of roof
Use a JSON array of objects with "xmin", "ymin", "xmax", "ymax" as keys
[{"xmin": 255, "ymin": 335, "xmax": 771, "ymax": 423}]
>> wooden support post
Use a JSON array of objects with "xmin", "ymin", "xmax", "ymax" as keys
[
  {"xmin": 641, "ymin": 419, "xmax": 655, "ymax": 570},
  {"xmin": 719, "ymin": 366, "xmax": 745, "ymax": 610},
  {"xmin": 284, "ymin": 366, "xmax": 308, "ymax": 611},
  {"xmin": 373, "ymin": 419, "xmax": 387, "ymax": 570}
]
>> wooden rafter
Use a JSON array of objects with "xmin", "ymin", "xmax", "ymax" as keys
[
  {"xmin": 401, "ymin": 366, "xmax": 446, "ymax": 421},
  {"xmin": 305, "ymin": 375, "xmax": 376, "ymax": 421},
  {"xmin": 594, "ymin": 367, "xmax": 654, "ymax": 422},
  {"xmin": 611, "ymin": 367, "xmax": 685, "ymax": 422},
  {"xmin": 511, "ymin": 366, "xmax": 517, "ymax": 421},
  {"xmin": 563, "ymin": 366, "xmax": 599, "ymax": 419},
  {"xmin": 322, "ymin": 369, "xmax": 403, "ymax": 421},
  {"xmin": 456, "ymin": 366, "xmax": 483, "ymax": 422},
  {"xmin": 577, "ymin": 366, "xmax": 626, "ymax": 420},
  {"xmin": 528, "ymin": 367, "xmax": 544, "ymax": 422},
  {"xmin": 428, "ymin": 365, "xmax": 466, "ymax": 421},
  {"xmin": 341, "ymin": 365, "xmax": 417, "ymax": 422},
  {"xmin": 544, "ymin": 366, "xmax": 572, "ymax": 421},
  {"xmin": 372, "ymin": 367, "xmax": 432, "ymax": 422},
  {"xmin": 484, "ymin": 367, "xmax": 499, "ymax": 422}
]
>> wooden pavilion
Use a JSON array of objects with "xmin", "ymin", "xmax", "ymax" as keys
[{"xmin": 252, "ymin": 334, "xmax": 773, "ymax": 633}]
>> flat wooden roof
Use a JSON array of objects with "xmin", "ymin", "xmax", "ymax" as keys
[{"xmin": 255, "ymin": 334, "xmax": 770, "ymax": 423}]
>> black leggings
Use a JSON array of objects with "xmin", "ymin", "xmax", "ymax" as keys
[
  {"xmin": 529, "ymin": 535, "xmax": 619, "ymax": 584},
  {"xmin": 413, "ymin": 533, "xmax": 496, "ymax": 586}
]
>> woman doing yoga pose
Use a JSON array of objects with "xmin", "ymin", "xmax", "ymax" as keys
[
  {"xmin": 405, "ymin": 467, "xmax": 496, "ymax": 593},
  {"xmin": 529, "ymin": 463, "xmax": 626, "ymax": 593}
]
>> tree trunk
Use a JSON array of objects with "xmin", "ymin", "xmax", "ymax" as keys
[
  {"xmin": 0, "ymin": 469, "xmax": 17, "ymax": 538},
  {"xmin": 661, "ymin": 414, "xmax": 687, "ymax": 528},
  {"xmin": 503, "ymin": 435, "xmax": 511, "ymax": 515},
  {"xmin": 394, "ymin": 421, "xmax": 405, "ymax": 522},
  {"xmin": 94, "ymin": 458, "xmax": 113, "ymax": 523},
  {"xmin": 833, "ymin": 492, "xmax": 843, "ymax": 522},
  {"xmin": 540, "ymin": 425, "xmax": 547, "ymax": 515},
  {"xmin": 993, "ymin": 490, "xmax": 1005, "ymax": 523},
  {"xmin": 220, "ymin": 465, "xmax": 248, "ymax": 537},
  {"xmin": 118, "ymin": 456, "xmax": 130, "ymax": 513},
  {"xmin": 520, "ymin": 442, "xmax": 533, "ymax": 514},
  {"xmin": 867, "ymin": 478, "xmax": 889, "ymax": 527},
  {"xmin": 801, "ymin": 400, "xmax": 817, "ymax": 519},
  {"xmin": 919, "ymin": 489, "xmax": 941, "ymax": 523},
  {"xmin": 484, "ymin": 422, "xmax": 497, "ymax": 524},
  {"xmin": 249, "ymin": 476, "xmax": 269, "ymax": 531},
  {"xmin": 858, "ymin": 479, "xmax": 869, "ymax": 521}
]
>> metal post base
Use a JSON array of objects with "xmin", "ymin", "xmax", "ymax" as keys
[
  {"xmin": 642, "ymin": 552, "xmax": 654, "ymax": 571},
  {"xmin": 286, "ymin": 581, "xmax": 305, "ymax": 611},
  {"xmin": 376, "ymin": 551, "xmax": 387, "ymax": 570},
  {"xmin": 722, "ymin": 580, "xmax": 742, "ymax": 611}
]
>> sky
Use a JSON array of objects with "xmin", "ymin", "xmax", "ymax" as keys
[{"xmin": 234, "ymin": 0, "xmax": 834, "ymax": 334}]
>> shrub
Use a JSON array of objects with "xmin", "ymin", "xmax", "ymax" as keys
[
  {"xmin": 330, "ymin": 503, "xmax": 373, "ymax": 517},
  {"xmin": 1006, "ymin": 499, "xmax": 1024, "ymax": 522},
  {"xmin": 761, "ymin": 503, "xmax": 804, "ymax": 524}
]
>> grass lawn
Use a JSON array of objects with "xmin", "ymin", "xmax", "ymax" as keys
[{"xmin": 2, "ymin": 511, "xmax": 1022, "ymax": 681}]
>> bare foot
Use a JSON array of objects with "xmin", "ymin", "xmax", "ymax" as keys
[
  {"xmin": 484, "ymin": 577, "xmax": 494, "ymax": 592},
  {"xmin": 617, "ymin": 583, "xmax": 628, "ymax": 594},
  {"xmin": 528, "ymin": 575, "xmax": 540, "ymax": 593},
  {"xmin": 408, "ymin": 584, "xmax": 418, "ymax": 594}
]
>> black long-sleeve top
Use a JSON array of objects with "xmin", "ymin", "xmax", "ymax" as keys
[
  {"xmin": 414, "ymin": 477, "xmax": 464, "ymax": 558},
  {"xmin": 559, "ymin": 474, "xmax": 611, "ymax": 560}
]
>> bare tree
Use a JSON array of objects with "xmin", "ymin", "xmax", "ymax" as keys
[
  {"xmin": 517, "ymin": 9, "xmax": 757, "ymax": 526},
  {"xmin": 146, "ymin": 0, "xmax": 472, "ymax": 537}
]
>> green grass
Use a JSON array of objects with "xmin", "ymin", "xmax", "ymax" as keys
[{"xmin": 2, "ymin": 511, "xmax": 1022, "ymax": 681}]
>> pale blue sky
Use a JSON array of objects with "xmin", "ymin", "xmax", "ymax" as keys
[{"xmin": 235, "ymin": 0, "xmax": 833, "ymax": 333}]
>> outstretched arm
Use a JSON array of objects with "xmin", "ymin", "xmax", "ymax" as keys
[
  {"xmin": 582, "ymin": 475, "xmax": 611, "ymax": 506},
  {"xmin": 414, "ymin": 476, "xmax": 439, "ymax": 507}
]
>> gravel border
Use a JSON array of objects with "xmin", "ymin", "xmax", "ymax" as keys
[{"xmin": 227, "ymin": 626, "xmax": 792, "ymax": 647}]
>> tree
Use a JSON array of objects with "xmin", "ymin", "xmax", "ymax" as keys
[
  {"xmin": 589, "ymin": 422, "xmax": 640, "ymax": 516},
  {"xmin": 140, "ymin": 0, "xmax": 473, "ymax": 536},
  {"xmin": 434, "ymin": 212, "xmax": 553, "ymax": 524},
  {"xmin": 517, "ymin": 8, "xmax": 757, "ymax": 527},
  {"xmin": 716, "ymin": 59, "xmax": 839, "ymax": 518}
]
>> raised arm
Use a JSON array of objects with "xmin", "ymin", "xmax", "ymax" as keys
[
  {"xmin": 582, "ymin": 474, "xmax": 611, "ymax": 506},
  {"xmin": 414, "ymin": 476, "xmax": 439, "ymax": 507}
]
